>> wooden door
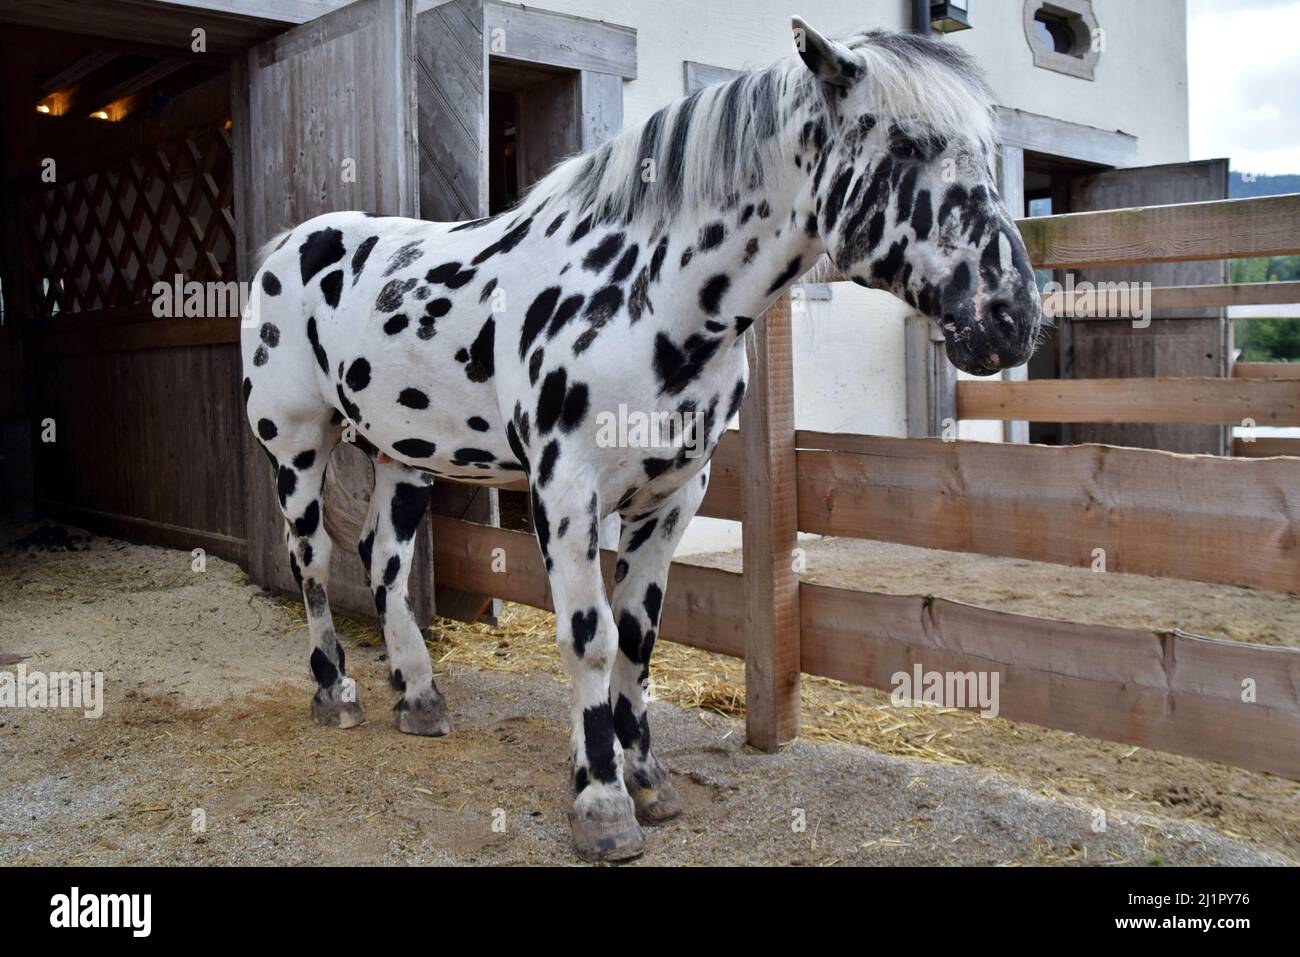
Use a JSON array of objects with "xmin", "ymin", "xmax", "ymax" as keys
[
  {"xmin": 231, "ymin": 0, "xmax": 435, "ymax": 622},
  {"xmin": 1067, "ymin": 159, "xmax": 1229, "ymax": 453},
  {"xmin": 415, "ymin": 0, "xmax": 488, "ymax": 221}
]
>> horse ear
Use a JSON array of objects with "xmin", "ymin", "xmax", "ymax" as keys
[{"xmin": 792, "ymin": 17, "xmax": 862, "ymax": 88}]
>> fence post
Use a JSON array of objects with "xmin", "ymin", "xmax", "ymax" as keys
[{"xmin": 740, "ymin": 292, "xmax": 801, "ymax": 751}]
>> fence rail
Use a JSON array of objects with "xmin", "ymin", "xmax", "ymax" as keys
[
  {"xmin": 1233, "ymin": 362, "xmax": 1300, "ymax": 380},
  {"xmin": 1043, "ymin": 280, "xmax": 1300, "ymax": 319},
  {"xmin": 1016, "ymin": 193, "xmax": 1300, "ymax": 269},
  {"xmin": 1232, "ymin": 437, "xmax": 1300, "ymax": 458},
  {"xmin": 955, "ymin": 377, "xmax": 1300, "ymax": 426},
  {"xmin": 697, "ymin": 429, "xmax": 1298, "ymax": 594}
]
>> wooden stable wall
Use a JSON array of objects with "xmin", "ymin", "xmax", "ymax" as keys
[
  {"xmin": 32, "ymin": 337, "xmax": 247, "ymax": 562},
  {"xmin": 2, "ymin": 53, "xmax": 249, "ymax": 561},
  {"xmin": 1063, "ymin": 160, "xmax": 1228, "ymax": 453}
]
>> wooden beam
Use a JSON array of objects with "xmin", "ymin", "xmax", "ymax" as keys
[
  {"xmin": 578, "ymin": 71, "xmax": 622, "ymax": 150},
  {"xmin": 85, "ymin": 59, "xmax": 188, "ymax": 115},
  {"xmin": 38, "ymin": 50, "xmax": 119, "ymax": 99},
  {"xmin": 794, "ymin": 432, "xmax": 1299, "ymax": 594},
  {"xmin": 39, "ymin": 500, "xmax": 247, "ymax": 565},
  {"xmin": 1232, "ymin": 362, "xmax": 1300, "ymax": 380},
  {"xmin": 27, "ymin": 312, "xmax": 240, "ymax": 355},
  {"xmin": 1017, "ymin": 194, "xmax": 1300, "ymax": 270},
  {"xmin": 956, "ymin": 377, "xmax": 1300, "ymax": 426},
  {"xmin": 145, "ymin": 0, "xmax": 351, "ymax": 21},
  {"xmin": 683, "ymin": 60, "xmax": 741, "ymax": 94},
  {"xmin": 1232, "ymin": 437, "xmax": 1300, "ymax": 458},
  {"xmin": 739, "ymin": 294, "xmax": 801, "ymax": 750},
  {"xmin": 995, "ymin": 106, "xmax": 1137, "ymax": 169},
  {"xmin": 800, "ymin": 584, "xmax": 1300, "ymax": 781},
  {"xmin": 904, "ymin": 311, "xmax": 956, "ymax": 437},
  {"xmin": 485, "ymin": 1, "xmax": 637, "ymax": 79}
]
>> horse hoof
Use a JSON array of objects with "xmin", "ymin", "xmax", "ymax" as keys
[
  {"xmin": 569, "ymin": 814, "xmax": 645, "ymax": 863},
  {"xmin": 395, "ymin": 693, "xmax": 452, "ymax": 737},
  {"xmin": 568, "ymin": 800, "xmax": 645, "ymax": 863},
  {"xmin": 312, "ymin": 695, "xmax": 364, "ymax": 729},
  {"xmin": 627, "ymin": 776, "xmax": 683, "ymax": 825}
]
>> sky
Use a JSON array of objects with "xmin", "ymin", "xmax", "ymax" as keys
[{"xmin": 1187, "ymin": 0, "xmax": 1300, "ymax": 175}]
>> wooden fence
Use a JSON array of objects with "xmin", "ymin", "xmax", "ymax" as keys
[{"xmin": 428, "ymin": 193, "xmax": 1300, "ymax": 781}]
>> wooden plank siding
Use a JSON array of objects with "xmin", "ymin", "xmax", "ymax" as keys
[
  {"xmin": 425, "ymin": 515, "xmax": 1300, "ymax": 781},
  {"xmin": 415, "ymin": 0, "xmax": 488, "ymax": 223},
  {"xmin": 1062, "ymin": 161, "xmax": 1230, "ymax": 455},
  {"xmin": 31, "ymin": 342, "xmax": 248, "ymax": 563},
  {"xmin": 25, "ymin": 310, "xmax": 240, "ymax": 355},
  {"xmin": 233, "ymin": 0, "xmax": 441, "ymax": 626}
]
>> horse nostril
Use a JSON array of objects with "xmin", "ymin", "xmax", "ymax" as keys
[{"xmin": 981, "ymin": 296, "xmax": 1017, "ymax": 326}]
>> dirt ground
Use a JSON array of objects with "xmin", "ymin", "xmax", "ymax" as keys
[{"xmin": 0, "ymin": 523, "xmax": 1296, "ymax": 866}]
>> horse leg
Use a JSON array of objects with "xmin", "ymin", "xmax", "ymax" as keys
[
  {"xmin": 533, "ymin": 480, "xmax": 643, "ymax": 862},
  {"xmin": 611, "ymin": 465, "xmax": 709, "ymax": 824},
  {"xmin": 359, "ymin": 460, "xmax": 449, "ymax": 736},
  {"xmin": 252, "ymin": 410, "xmax": 361, "ymax": 728}
]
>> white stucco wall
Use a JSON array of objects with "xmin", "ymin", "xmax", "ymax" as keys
[
  {"xmin": 514, "ymin": 0, "xmax": 1190, "ymax": 553},
  {"xmin": 535, "ymin": 0, "xmax": 1190, "ymax": 164}
]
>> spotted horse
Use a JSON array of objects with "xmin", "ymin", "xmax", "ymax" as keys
[{"xmin": 240, "ymin": 20, "xmax": 1041, "ymax": 862}]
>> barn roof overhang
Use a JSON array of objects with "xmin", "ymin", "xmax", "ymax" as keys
[{"xmin": 0, "ymin": 0, "xmax": 354, "ymax": 56}]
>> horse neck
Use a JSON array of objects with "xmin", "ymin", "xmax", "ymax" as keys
[{"xmin": 651, "ymin": 95, "xmax": 826, "ymax": 339}]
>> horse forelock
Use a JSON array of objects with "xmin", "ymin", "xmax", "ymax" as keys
[{"xmin": 842, "ymin": 31, "xmax": 998, "ymax": 160}]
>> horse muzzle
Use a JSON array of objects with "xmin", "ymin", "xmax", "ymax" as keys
[{"xmin": 942, "ymin": 295, "xmax": 1040, "ymax": 376}]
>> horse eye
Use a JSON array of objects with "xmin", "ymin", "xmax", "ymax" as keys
[{"xmin": 890, "ymin": 141, "xmax": 922, "ymax": 161}]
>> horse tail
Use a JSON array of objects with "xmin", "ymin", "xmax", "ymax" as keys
[{"xmin": 256, "ymin": 229, "xmax": 293, "ymax": 273}]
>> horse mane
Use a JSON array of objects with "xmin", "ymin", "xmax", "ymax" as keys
[{"xmin": 527, "ymin": 30, "xmax": 998, "ymax": 230}]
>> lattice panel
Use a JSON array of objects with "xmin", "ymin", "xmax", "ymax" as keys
[{"xmin": 22, "ymin": 124, "xmax": 236, "ymax": 317}]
